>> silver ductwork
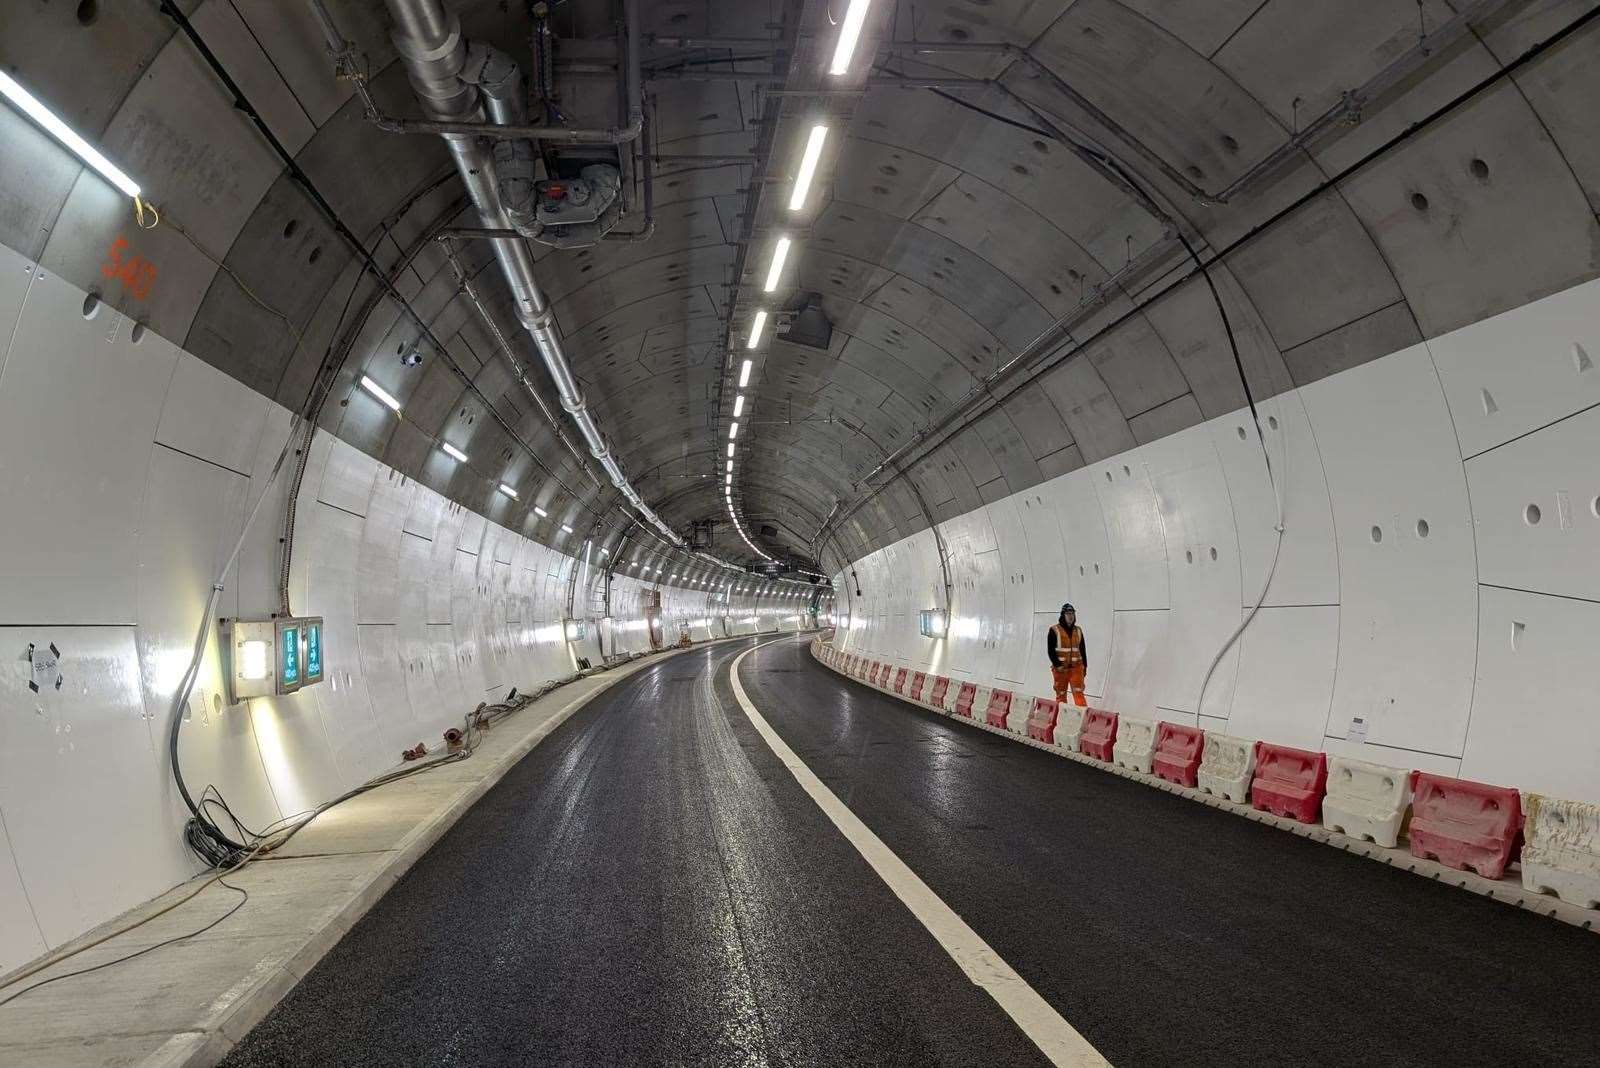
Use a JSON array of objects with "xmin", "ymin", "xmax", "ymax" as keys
[{"xmin": 381, "ymin": 0, "xmax": 680, "ymax": 546}]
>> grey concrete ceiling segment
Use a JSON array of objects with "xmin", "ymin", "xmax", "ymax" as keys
[{"xmin": 4, "ymin": 0, "xmax": 1597, "ymax": 569}]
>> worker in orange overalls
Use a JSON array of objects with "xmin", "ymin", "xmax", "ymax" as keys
[{"xmin": 1047, "ymin": 602, "xmax": 1088, "ymax": 707}]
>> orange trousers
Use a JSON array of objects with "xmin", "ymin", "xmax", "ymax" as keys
[{"xmin": 1052, "ymin": 664, "xmax": 1087, "ymax": 707}]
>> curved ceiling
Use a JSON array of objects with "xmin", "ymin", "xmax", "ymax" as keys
[{"xmin": 2, "ymin": 0, "xmax": 1596, "ymax": 580}]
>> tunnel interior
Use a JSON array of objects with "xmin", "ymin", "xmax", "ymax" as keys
[{"xmin": 0, "ymin": 0, "xmax": 1598, "ymax": 1063}]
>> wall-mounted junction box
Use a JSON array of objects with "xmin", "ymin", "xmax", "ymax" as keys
[{"xmin": 223, "ymin": 616, "xmax": 325, "ymax": 704}]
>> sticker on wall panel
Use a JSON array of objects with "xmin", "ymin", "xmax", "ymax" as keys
[
  {"xmin": 1346, "ymin": 716, "xmax": 1369, "ymax": 744},
  {"xmin": 26, "ymin": 642, "xmax": 61, "ymax": 693}
]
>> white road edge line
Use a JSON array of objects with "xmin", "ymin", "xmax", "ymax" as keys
[{"xmin": 728, "ymin": 643, "xmax": 1110, "ymax": 1067}]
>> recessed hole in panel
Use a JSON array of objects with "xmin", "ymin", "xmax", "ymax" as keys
[
  {"xmin": 1370, "ymin": 525, "xmax": 1383, "ymax": 544},
  {"xmin": 1236, "ymin": 425, "xmax": 1247, "ymax": 440},
  {"xmin": 1209, "ymin": 546, "xmax": 1218, "ymax": 561},
  {"xmin": 1415, "ymin": 518, "xmax": 1429, "ymax": 538},
  {"xmin": 1185, "ymin": 550, "xmax": 1193, "ymax": 564},
  {"xmin": 1525, "ymin": 503, "xmax": 1542, "ymax": 525},
  {"xmin": 82, "ymin": 292, "xmax": 100, "ymax": 318}
]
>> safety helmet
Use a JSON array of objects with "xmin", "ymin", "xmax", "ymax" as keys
[{"xmin": 1060, "ymin": 602, "xmax": 1076, "ymax": 614}]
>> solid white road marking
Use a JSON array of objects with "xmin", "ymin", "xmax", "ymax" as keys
[{"xmin": 728, "ymin": 643, "xmax": 1110, "ymax": 1067}]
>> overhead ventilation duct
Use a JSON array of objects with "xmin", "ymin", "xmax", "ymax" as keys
[{"xmin": 382, "ymin": 0, "xmax": 680, "ymax": 546}]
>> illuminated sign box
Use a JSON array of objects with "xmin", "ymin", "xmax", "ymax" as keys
[{"xmin": 224, "ymin": 616, "xmax": 327, "ymax": 704}]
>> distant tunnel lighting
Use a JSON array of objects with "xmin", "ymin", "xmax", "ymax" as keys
[
  {"xmin": 0, "ymin": 71, "xmax": 142, "ymax": 198},
  {"xmin": 789, "ymin": 124, "xmax": 829, "ymax": 211},
  {"xmin": 747, "ymin": 310, "xmax": 768, "ymax": 349},
  {"xmin": 359, "ymin": 375, "xmax": 402, "ymax": 412},
  {"xmin": 561, "ymin": 523, "xmax": 574, "ymax": 534},
  {"xmin": 728, "ymin": 441, "xmax": 736, "ymax": 458},
  {"xmin": 729, "ymin": 421, "xmax": 740, "ymax": 440},
  {"xmin": 726, "ymin": 459, "xmax": 733, "ymax": 473},
  {"xmin": 764, "ymin": 237, "xmax": 791, "ymax": 292},
  {"xmin": 498, "ymin": 483, "xmax": 518, "ymax": 499},
  {"xmin": 441, "ymin": 442, "xmax": 468, "ymax": 463},
  {"xmin": 830, "ymin": 0, "xmax": 875, "ymax": 76},
  {"xmin": 739, "ymin": 359, "xmax": 753, "ymax": 388},
  {"xmin": 733, "ymin": 394, "xmax": 745, "ymax": 417},
  {"xmin": 725, "ymin": 474, "xmax": 732, "ymax": 486},
  {"xmin": 533, "ymin": 506, "xmax": 549, "ymax": 517}
]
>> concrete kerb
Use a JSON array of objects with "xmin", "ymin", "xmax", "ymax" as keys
[{"xmin": 811, "ymin": 641, "xmax": 1600, "ymax": 935}]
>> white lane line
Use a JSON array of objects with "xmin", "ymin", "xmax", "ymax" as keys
[{"xmin": 728, "ymin": 645, "xmax": 1110, "ymax": 1067}]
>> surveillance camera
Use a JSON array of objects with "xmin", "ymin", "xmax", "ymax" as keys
[{"xmin": 400, "ymin": 347, "xmax": 424, "ymax": 367}]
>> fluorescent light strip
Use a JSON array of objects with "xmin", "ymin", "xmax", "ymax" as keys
[
  {"xmin": 747, "ymin": 310, "xmax": 768, "ymax": 350},
  {"xmin": 728, "ymin": 441, "xmax": 736, "ymax": 457},
  {"xmin": 359, "ymin": 375, "xmax": 402, "ymax": 412},
  {"xmin": 441, "ymin": 442, "xmax": 468, "ymax": 463},
  {"xmin": 726, "ymin": 460, "xmax": 733, "ymax": 473},
  {"xmin": 533, "ymin": 506, "xmax": 549, "ymax": 518},
  {"xmin": 830, "ymin": 0, "xmax": 874, "ymax": 75},
  {"xmin": 729, "ymin": 421, "xmax": 740, "ymax": 440},
  {"xmin": 498, "ymin": 483, "xmax": 518, "ymax": 499},
  {"xmin": 789, "ymin": 124, "xmax": 829, "ymax": 212},
  {"xmin": 739, "ymin": 359, "xmax": 753, "ymax": 388},
  {"xmin": 0, "ymin": 71, "xmax": 142, "ymax": 198},
  {"xmin": 561, "ymin": 524, "xmax": 574, "ymax": 534},
  {"xmin": 764, "ymin": 237, "xmax": 791, "ymax": 293},
  {"xmin": 733, "ymin": 394, "xmax": 745, "ymax": 417}
]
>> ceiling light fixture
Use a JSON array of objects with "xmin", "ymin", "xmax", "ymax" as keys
[
  {"xmin": 498, "ymin": 483, "xmax": 518, "ymax": 499},
  {"xmin": 441, "ymin": 442, "xmax": 468, "ymax": 463},
  {"xmin": 359, "ymin": 375, "xmax": 402, "ymax": 413},
  {"xmin": 728, "ymin": 441, "xmax": 736, "ymax": 457},
  {"xmin": 533, "ymin": 506, "xmax": 549, "ymax": 518},
  {"xmin": 739, "ymin": 358, "xmax": 753, "ymax": 388},
  {"xmin": 726, "ymin": 459, "xmax": 733, "ymax": 473},
  {"xmin": 789, "ymin": 124, "xmax": 829, "ymax": 211},
  {"xmin": 747, "ymin": 310, "xmax": 768, "ymax": 349},
  {"xmin": 733, "ymin": 394, "xmax": 745, "ymax": 417},
  {"xmin": 0, "ymin": 71, "xmax": 142, "ymax": 197},
  {"xmin": 830, "ymin": 0, "xmax": 874, "ymax": 76},
  {"xmin": 561, "ymin": 524, "xmax": 574, "ymax": 535},
  {"xmin": 729, "ymin": 421, "xmax": 739, "ymax": 440},
  {"xmin": 764, "ymin": 236, "xmax": 791, "ymax": 292}
]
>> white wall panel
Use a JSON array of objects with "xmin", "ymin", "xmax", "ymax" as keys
[
  {"xmin": 1465, "ymin": 405, "xmax": 1600, "ymax": 604},
  {"xmin": 0, "ymin": 626, "xmax": 187, "ymax": 945},
  {"xmin": 1226, "ymin": 606, "xmax": 1338, "ymax": 751},
  {"xmin": 156, "ymin": 352, "xmax": 271, "ymax": 477},
  {"xmin": 356, "ymin": 467, "xmax": 411, "ymax": 625},
  {"xmin": 1094, "ymin": 451, "xmax": 1170, "ymax": 611},
  {"xmin": 986, "ymin": 499, "xmax": 1035, "ymax": 685},
  {"xmin": 1302, "ymin": 344, "xmax": 1478, "ymax": 758},
  {"xmin": 1429, "ymin": 276, "xmax": 1600, "ymax": 458},
  {"xmin": 0, "ymin": 815, "xmax": 46, "ymax": 972},
  {"xmin": 1049, "ymin": 469, "xmax": 1114, "ymax": 698},
  {"xmin": 1209, "ymin": 393, "xmax": 1339, "ymax": 608},
  {"xmin": 1460, "ymin": 587, "xmax": 1600, "ymax": 803},
  {"xmin": 1015, "ymin": 488, "xmax": 1068, "ymax": 612},
  {"xmin": 1145, "ymin": 426, "xmax": 1242, "ymax": 718},
  {"xmin": 0, "ymin": 279, "xmax": 176, "ymax": 624},
  {"xmin": 0, "ymin": 244, "xmax": 35, "ymax": 365},
  {"xmin": 1101, "ymin": 610, "xmax": 1170, "ymax": 718},
  {"xmin": 317, "ymin": 439, "xmax": 378, "ymax": 517}
]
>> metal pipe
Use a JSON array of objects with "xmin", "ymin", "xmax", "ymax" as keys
[{"xmin": 384, "ymin": 0, "xmax": 681, "ymax": 545}]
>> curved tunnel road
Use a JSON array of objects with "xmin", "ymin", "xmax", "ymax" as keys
[{"xmin": 223, "ymin": 636, "xmax": 1600, "ymax": 1067}]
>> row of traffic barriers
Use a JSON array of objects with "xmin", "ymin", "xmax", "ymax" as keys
[{"xmin": 811, "ymin": 640, "xmax": 1600, "ymax": 921}]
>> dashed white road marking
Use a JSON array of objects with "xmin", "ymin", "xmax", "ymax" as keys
[{"xmin": 728, "ymin": 643, "xmax": 1110, "ymax": 1067}]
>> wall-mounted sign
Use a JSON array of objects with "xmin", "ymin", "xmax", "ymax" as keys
[{"xmin": 224, "ymin": 616, "xmax": 328, "ymax": 704}]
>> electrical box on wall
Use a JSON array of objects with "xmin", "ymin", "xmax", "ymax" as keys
[{"xmin": 223, "ymin": 616, "xmax": 326, "ymax": 704}]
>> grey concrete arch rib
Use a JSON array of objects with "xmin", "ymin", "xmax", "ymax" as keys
[{"xmin": 379, "ymin": 0, "xmax": 680, "ymax": 545}]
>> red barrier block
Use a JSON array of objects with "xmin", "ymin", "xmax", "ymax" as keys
[
  {"xmin": 1251, "ymin": 742, "xmax": 1328, "ymax": 823},
  {"xmin": 909, "ymin": 671, "xmax": 927, "ymax": 702},
  {"xmin": 953, "ymin": 682, "xmax": 978, "ymax": 718},
  {"xmin": 1407, "ymin": 772, "xmax": 1524, "ymax": 880},
  {"xmin": 869, "ymin": 662, "xmax": 884, "ymax": 686},
  {"xmin": 1152, "ymin": 722, "xmax": 1205, "ymax": 787},
  {"xmin": 928, "ymin": 676, "xmax": 951, "ymax": 708},
  {"xmin": 1079, "ymin": 708, "xmax": 1118, "ymax": 761},
  {"xmin": 892, "ymin": 667, "xmax": 908, "ymax": 694},
  {"xmin": 1027, "ymin": 698, "xmax": 1059, "ymax": 744},
  {"xmin": 984, "ymin": 689, "xmax": 1014, "ymax": 729}
]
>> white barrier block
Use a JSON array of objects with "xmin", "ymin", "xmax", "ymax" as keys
[
  {"xmin": 1057, "ymin": 704, "xmax": 1086, "ymax": 752},
  {"xmin": 1113, "ymin": 716, "xmax": 1156, "ymax": 774},
  {"xmin": 1322, "ymin": 756, "xmax": 1412, "ymax": 847},
  {"xmin": 967, "ymin": 685, "xmax": 992, "ymax": 721},
  {"xmin": 1198, "ymin": 732, "xmax": 1255, "ymax": 803},
  {"xmin": 1522, "ymin": 794, "xmax": 1600, "ymax": 909}
]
